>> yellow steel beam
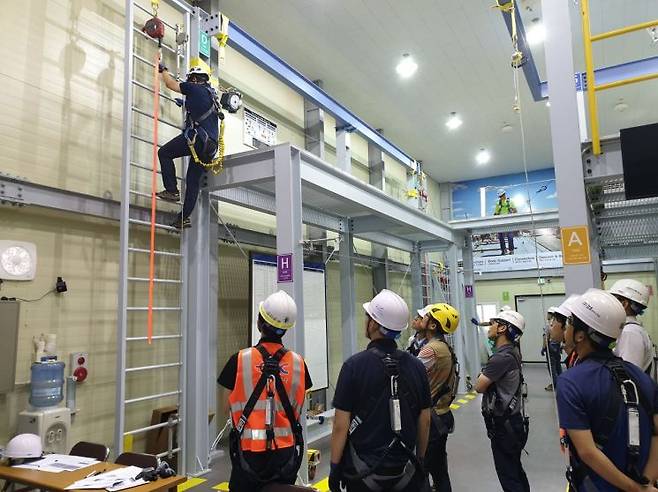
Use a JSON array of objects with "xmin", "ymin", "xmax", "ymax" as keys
[
  {"xmin": 595, "ymin": 72, "xmax": 658, "ymax": 91},
  {"xmin": 591, "ymin": 19, "xmax": 658, "ymax": 42},
  {"xmin": 580, "ymin": 0, "xmax": 601, "ymax": 155}
]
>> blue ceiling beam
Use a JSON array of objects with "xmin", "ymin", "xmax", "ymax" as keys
[{"xmin": 226, "ymin": 21, "xmax": 416, "ymax": 170}]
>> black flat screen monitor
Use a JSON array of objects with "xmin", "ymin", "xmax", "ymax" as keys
[{"xmin": 620, "ymin": 122, "xmax": 658, "ymax": 200}]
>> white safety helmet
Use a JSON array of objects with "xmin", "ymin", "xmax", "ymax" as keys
[
  {"xmin": 570, "ymin": 288, "xmax": 625, "ymax": 341},
  {"xmin": 547, "ymin": 306, "xmax": 559, "ymax": 315},
  {"xmin": 500, "ymin": 305, "xmax": 512, "ymax": 312},
  {"xmin": 492, "ymin": 310, "xmax": 525, "ymax": 342},
  {"xmin": 363, "ymin": 289, "xmax": 409, "ymax": 334},
  {"xmin": 2, "ymin": 434, "xmax": 42, "ymax": 459},
  {"xmin": 259, "ymin": 290, "xmax": 297, "ymax": 331},
  {"xmin": 609, "ymin": 278, "xmax": 650, "ymax": 308},
  {"xmin": 497, "ymin": 189, "xmax": 507, "ymax": 197},
  {"xmin": 186, "ymin": 65, "xmax": 210, "ymax": 81},
  {"xmin": 552, "ymin": 295, "xmax": 579, "ymax": 319},
  {"xmin": 416, "ymin": 305, "xmax": 431, "ymax": 318}
]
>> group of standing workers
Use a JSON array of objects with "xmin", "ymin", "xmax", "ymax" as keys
[{"xmin": 541, "ymin": 278, "xmax": 658, "ymax": 492}]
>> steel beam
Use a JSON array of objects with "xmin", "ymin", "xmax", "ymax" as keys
[
  {"xmin": 461, "ymin": 235, "xmax": 481, "ymax": 379},
  {"xmin": 336, "ymin": 128, "xmax": 352, "ymax": 173},
  {"xmin": 200, "ymin": 17, "xmax": 415, "ymax": 169},
  {"xmin": 205, "ymin": 149, "xmax": 276, "ymax": 191},
  {"xmin": 304, "ymin": 81, "xmax": 325, "ymax": 161},
  {"xmin": 449, "ymin": 210, "xmax": 560, "ymax": 235},
  {"xmin": 410, "ymin": 247, "xmax": 423, "ymax": 313},
  {"xmin": 340, "ymin": 224, "xmax": 357, "ymax": 361},
  {"xmin": 446, "ymin": 245, "xmax": 467, "ymax": 393},
  {"xmin": 542, "ymin": 0, "xmax": 601, "ymax": 295},
  {"xmin": 273, "ymin": 145, "xmax": 309, "ymax": 483}
]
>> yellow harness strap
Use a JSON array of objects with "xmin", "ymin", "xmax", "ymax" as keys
[{"xmin": 186, "ymin": 119, "xmax": 226, "ymax": 175}]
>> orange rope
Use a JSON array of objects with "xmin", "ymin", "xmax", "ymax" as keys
[{"xmin": 147, "ymin": 49, "xmax": 161, "ymax": 344}]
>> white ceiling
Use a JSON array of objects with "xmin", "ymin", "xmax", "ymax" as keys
[{"xmin": 219, "ymin": 0, "xmax": 658, "ymax": 183}]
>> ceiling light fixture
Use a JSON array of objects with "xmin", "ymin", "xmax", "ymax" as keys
[
  {"xmin": 396, "ymin": 53, "xmax": 418, "ymax": 79},
  {"xmin": 446, "ymin": 112, "xmax": 463, "ymax": 130},
  {"xmin": 476, "ymin": 148, "xmax": 491, "ymax": 165},
  {"xmin": 526, "ymin": 19, "xmax": 546, "ymax": 46},
  {"xmin": 614, "ymin": 99, "xmax": 629, "ymax": 112},
  {"xmin": 501, "ymin": 123, "xmax": 514, "ymax": 133}
]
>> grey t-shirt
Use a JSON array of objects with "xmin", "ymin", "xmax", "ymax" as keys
[{"xmin": 481, "ymin": 344, "xmax": 523, "ymax": 417}]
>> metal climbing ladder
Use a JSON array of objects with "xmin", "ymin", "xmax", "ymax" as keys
[{"xmin": 115, "ymin": 0, "xmax": 193, "ymax": 470}]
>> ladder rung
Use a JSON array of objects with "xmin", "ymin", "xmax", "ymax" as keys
[
  {"xmin": 131, "ymin": 26, "xmax": 177, "ymax": 54},
  {"xmin": 125, "ymin": 390, "xmax": 181, "ymax": 405},
  {"xmin": 129, "ymin": 189, "xmax": 182, "ymax": 204},
  {"xmin": 132, "ymin": 106, "xmax": 180, "ymax": 130},
  {"xmin": 131, "ymin": 134, "xmax": 162, "ymax": 147},
  {"xmin": 128, "ymin": 276, "xmax": 182, "ymax": 284},
  {"xmin": 156, "ymin": 448, "xmax": 181, "ymax": 459},
  {"xmin": 132, "ymin": 80, "xmax": 177, "ymax": 103},
  {"xmin": 126, "ymin": 306, "xmax": 181, "ymax": 311},
  {"xmin": 128, "ymin": 247, "xmax": 182, "ymax": 257},
  {"xmin": 130, "ymin": 161, "xmax": 183, "ymax": 181},
  {"xmin": 133, "ymin": 52, "xmax": 155, "ymax": 68},
  {"xmin": 127, "ymin": 335, "xmax": 182, "ymax": 341},
  {"xmin": 126, "ymin": 362, "xmax": 182, "ymax": 373},
  {"xmin": 124, "ymin": 418, "xmax": 179, "ymax": 436},
  {"xmin": 128, "ymin": 218, "xmax": 176, "ymax": 231}
]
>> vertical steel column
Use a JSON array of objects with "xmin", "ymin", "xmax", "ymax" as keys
[
  {"xmin": 340, "ymin": 220, "xmax": 357, "ymax": 362},
  {"xmin": 274, "ymin": 145, "xmax": 309, "ymax": 484},
  {"xmin": 542, "ymin": 0, "xmax": 600, "ymax": 295},
  {"xmin": 114, "ymin": 0, "xmax": 134, "ymax": 458},
  {"xmin": 182, "ymin": 7, "xmax": 215, "ymax": 476},
  {"xmin": 410, "ymin": 245, "xmax": 424, "ymax": 313},
  {"xmin": 461, "ymin": 235, "xmax": 482, "ymax": 378},
  {"xmin": 336, "ymin": 128, "xmax": 352, "ymax": 173},
  {"xmin": 368, "ymin": 135, "xmax": 388, "ymax": 292},
  {"xmin": 447, "ymin": 245, "xmax": 467, "ymax": 393},
  {"xmin": 304, "ymin": 81, "xmax": 325, "ymax": 160}
]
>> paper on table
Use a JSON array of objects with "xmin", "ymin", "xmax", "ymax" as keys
[
  {"xmin": 14, "ymin": 454, "xmax": 99, "ymax": 473},
  {"xmin": 65, "ymin": 466, "xmax": 147, "ymax": 491}
]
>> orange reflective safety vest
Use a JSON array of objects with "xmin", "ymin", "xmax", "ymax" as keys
[{"xmin": 229, "ymin": 342, "xmax": 306, "ymax": 452}]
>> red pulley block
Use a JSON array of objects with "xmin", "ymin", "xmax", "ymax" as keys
[{"xmin": 143, "ymin": 17, "xmax": 165, "ymax": 40}]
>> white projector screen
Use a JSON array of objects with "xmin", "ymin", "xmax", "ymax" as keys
[{"xmin": 250, "ymin": 254, "xmax": 329, "ymax": 390}]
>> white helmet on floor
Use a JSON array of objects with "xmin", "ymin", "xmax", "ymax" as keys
[
  {"xmin": 609, "ymin": 279, "xmax": 650, "ymax": 308},
  {"xmin": 493, "ymin": 310, "xmax": 525, "ymax": 342},
  {"xmin": 570, "ymin": 289, "xmax": 625, "ymax": 341},
  {"xmin": 363, "ymin": 289, "xmax": 409, "ymax": 334},
  {"xmin": 2, "ymin": 434, "xmax": 42, "ymax": 459},
  {"xmin": 259, "ymin": 290, "xmax": 297, "ymax": 330},
  {"xmin": 500, "ymin": 305, "xmax": 512, "ymax": 312}
]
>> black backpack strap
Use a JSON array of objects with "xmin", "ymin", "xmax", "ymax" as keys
[{"xmin": 431, "ymin": 340, "xmax": 459, "ymax": 407}]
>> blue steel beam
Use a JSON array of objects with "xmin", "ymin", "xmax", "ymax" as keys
[{"xmin": 203, "ymin": 17, "xmax": 416, "ymax": 170}]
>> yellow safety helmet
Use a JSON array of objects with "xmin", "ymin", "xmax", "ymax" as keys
[{"xmin": 428, "ymin": 303, "xmax": 460, "ymax": 334}]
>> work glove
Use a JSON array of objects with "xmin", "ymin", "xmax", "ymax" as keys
[
  {"xmin": 328, "ymin": 462, "xmax": 345, "ymax": 492},
  {"xmin": 158, "ymin": 63, "xmax": 167, "ymax": 73},
  {"xmin": 470, "ymin": 317, "xmax": 479, "ymax": 326},
  {"xmin": 174, "ymin": 98, "xmax": 184, "ymax": 108}
]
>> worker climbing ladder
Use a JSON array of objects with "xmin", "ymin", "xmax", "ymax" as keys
[{"xmin": 115, "ymin": 0, "xmax": 194, "ymax": 472}]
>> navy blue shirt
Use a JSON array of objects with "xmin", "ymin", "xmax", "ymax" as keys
[
  {"xmin": 180, "ymin": 82, "xmax": 218, "ymax": 141},
  {"xmin": 333, "ymin": 338, "xmax": 432, "ymax": 468},
  {"xmin": 557, "ymin": 354, "xmax": 658, "ymax": 492}
]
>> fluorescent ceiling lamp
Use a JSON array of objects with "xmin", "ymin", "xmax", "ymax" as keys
[
  {"xmin": 446, "ymin": 112, "xmax": 463, "ymax": 130},
  {"xmin": 526, "ymin": 23, "xmax": 546, "ymax": 46},
  {"xmin": 396, "ymin": 54, "xmax": 418, "ymax": 79},
  {"xmin": 476, "ymin": 149, "xmax": 491, "ymax": 165}
]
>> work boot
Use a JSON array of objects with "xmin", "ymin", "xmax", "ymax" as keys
[
  {"xmin": 170, "ymin": 215, "xmax": 191, "ymax": 230},
  {"xmin": 545, "ymin": 383, "xmax": 554, "ymax": 392},
  {"xmin": 156, "ymin": 189, "xmax": 180, "ymax": 203}
]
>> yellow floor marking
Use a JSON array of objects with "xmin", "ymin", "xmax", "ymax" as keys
[
  {"xmin": 450, "ymin": 403, "xmax": 460, "ymax": 410},
  {"xmin": 313, "ymin": 477, "xmax": 330, "ymax": 492},
  {"xmin": 178, "ymin": 477, "xmax": 206, "ymax": 492},
  {"xmin": 212, "ymin": 482, "xmax": 229, "ymax": 491},
  {"xmin": 465, "ymin": 394, "xmax": 476, "ymax": 400},
  {"xmin": 457, "ymin": 399, "xmax": 468, "ymax": 404}
]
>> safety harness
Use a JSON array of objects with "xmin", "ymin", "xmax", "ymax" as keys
[
  {"xmin": 482, "ymin": 348, "xmax": 529, "ymax": 447},
  {"xmin": 183, "ymin": 86, "xmax": 226, "ymax": 175},
  {"xmin": 344, "ymin": 348, "xmax": 429, "ymax": 492},
  {"xmin": 565, "ymin": 353, "xmax": 656, "ymax": 491},
  {"xmin": 428, "ymin": 339, "xmax": 460, "ymax": 436},
  {"xmin": 228, "ymin": 345, "xmax": 304, "ymax": 483}
]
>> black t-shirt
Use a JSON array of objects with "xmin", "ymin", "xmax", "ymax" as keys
[
  {"xmin": 180, "ymin": 82, "xmax": 219, "ymax": 141},
  {"xmin": 481, "ymin": 344, "xmax": 523, "ymax": 417},
  {"xmin": 217, "ymin": 337, "xmax": 313, "ymax": 391},
  {"xmin": 332, "ymin": 338, "xmax": 432, "ymax": 468}
]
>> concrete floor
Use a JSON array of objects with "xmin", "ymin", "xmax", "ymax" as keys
[{"xmin": 190, "ymin": 365, "xmax": 566, "ymax": 492}]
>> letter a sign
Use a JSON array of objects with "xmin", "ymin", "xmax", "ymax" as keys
[{"xmin": 560, "ymin": 226, "xmax": 591, "ymax": 265}]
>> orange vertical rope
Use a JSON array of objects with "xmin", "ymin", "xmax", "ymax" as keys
[{"xmin": 147, "ymin": 49, "xmax": 161, "ymax": 344}]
